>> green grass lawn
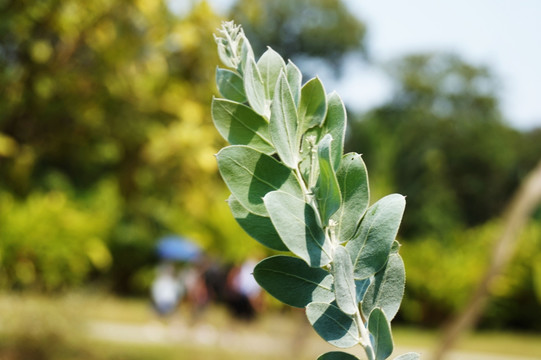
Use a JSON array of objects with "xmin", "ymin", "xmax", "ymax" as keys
[{"xmin": 1, "ymin": 292, "xmax": 540, "ymax": 360}]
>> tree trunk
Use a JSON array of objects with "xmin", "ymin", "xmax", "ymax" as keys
[{"xmin": 432, "ymin": 158, "xmax": 541, "ymax": 360}]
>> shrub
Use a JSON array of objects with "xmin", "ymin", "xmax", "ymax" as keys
[
  {"xmin": 211, "ymin": 21, "xmax": 418, "ymax": 360},
  {"xmin": 0, "ymin": 181, "xmax": 118, "ymax": 291}
]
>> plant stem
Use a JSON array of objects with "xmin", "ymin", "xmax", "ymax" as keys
[
  {"xmin": 355, "ymin": 310, "xmax": 375, "ymax": 360},
  {"xmin": 294, "ymin": 165, "xmax": 309, "ymax": 197},
  {"xmin": 295, "ymin": 164, "xmax": 324, "ymax": 230},
  {"xmin": 298, "ymin": 145, "xmax": 375, "ymax": 359},
  {"xmin": 308, "ymin": 138, "xmax": 319, "ymax": 189}
]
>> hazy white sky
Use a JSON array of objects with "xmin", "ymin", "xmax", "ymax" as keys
[
  {"xmin": 206, "ymin": 0, "xmax": 541, "ymax": 129},
  {"xmin": 344, "ymin": 0, "xmax": 541, "ymax": 129}
]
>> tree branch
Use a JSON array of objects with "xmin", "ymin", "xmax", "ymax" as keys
[{"xmin": 433, "ymin": 158, "xmax": 541, "ymax": 360}]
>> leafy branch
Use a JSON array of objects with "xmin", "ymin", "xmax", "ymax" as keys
[{"xmin": 212, "ymin": 21, "xmax": 419, "ymax": 360}]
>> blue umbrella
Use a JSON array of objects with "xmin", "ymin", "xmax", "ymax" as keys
[{"xmin": 156, "ymin": 236, "xmax": 202, "ymax": 262}]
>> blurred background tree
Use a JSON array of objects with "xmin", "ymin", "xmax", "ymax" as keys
[
  {"xmin": 0, "ymin": 0, "xmax": 256, "ymax": 293},
  {"xmin": 230, "ymin": 0, "xmax": 367, "ymax": 70},
  {"xmin": 0, "ymin": 0, "xmax": 540, "ymax": 332},
  {"xmin": 347, "ymin": 53, "xmax": 527, "ymax": 237}
]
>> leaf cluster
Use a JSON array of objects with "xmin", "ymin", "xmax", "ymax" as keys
[{"xmin": 212, "ymin": 22, "xmax": 417, "ymax": 360}]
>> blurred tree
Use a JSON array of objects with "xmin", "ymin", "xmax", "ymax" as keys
[
  {"xmin": 229, "ymin": 0, "xmax": 367, "ymax": 70},
  {"xmin": 0, "ymin": 183, "xmax": 118, "ymax": 291},
  {"xmin": 0, "ymin": 0, "xmax": 219, "ymax": 194},
  {"xmin": 400, "ymin": 220, "xmax": 541, "ymax": 330},
  {"xmin": 0, "ymin": 0, "xmax": 261, "ymax": 292},
  {"xmin": 347, "ymin": 53, "xmax": 529, "ymax": 237}
]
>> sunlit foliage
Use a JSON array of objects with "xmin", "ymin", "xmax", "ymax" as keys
[{"xmin": 0, "ymin": 0, "xmax": 261, "ymax": 292}]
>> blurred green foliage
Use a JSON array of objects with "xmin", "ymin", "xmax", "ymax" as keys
[
  {"xmin": 348, "ymin": 53, "xmax": 526, "ymax": 236},
  {"xmin": 0, "ymin": 181, "xmax": 118, "ymax": 291},
  {"xmin": 400, "ymin": 221, "xmax": 541, "ymax": 329},
  {"xmin": 230, "ymin": 0, "xmax": 367, "ymax": 69},
  {"xmin": 0, "ymin": 0, "xmax": 540, "ymax": 330},
  {"xmin": 0, "ymin": 0, "xmax": 264, "ymax": 293}
]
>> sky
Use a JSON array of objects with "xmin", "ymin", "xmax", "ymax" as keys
[
  {"xmin": 205, "ymin": 0, "xmax": 541, "ymax": 130},
  {"xmin": 343, "ymin": 0, "xmax": 541, "ymax": 130}
]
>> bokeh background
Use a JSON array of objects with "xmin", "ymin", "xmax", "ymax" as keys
[{"xmin": 1, "ymin": 0, "xmax": 540, "ymax": 359}]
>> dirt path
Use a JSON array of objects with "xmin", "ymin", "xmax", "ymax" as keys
[{"xmin": 86, "ymin": 320, "xmax": 541, "ymax": 360}]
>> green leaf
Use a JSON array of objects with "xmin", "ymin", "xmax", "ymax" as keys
[
  {"xmin": 237, "ymin": 36, "xmax": 254, "ymax": 75},
  {"xmin": 368, "ymin": 308, "xmax": 394, "ymax": 360},
  {"xmin": 215, "ymin": 68, "xmax": 247, "ymax": 103},
  {"xmin": 394, "ymin": 353, "xmax": 420, "ymax": 360},
  {"xmin": 317, "ymin": 351, "xmax": 360, "ymax": 360},
  {"xmin": 332, "ymin": 153, "xmax": 369, "ymax": 243},
  {"xmin": 323, "ymin": 92, "xmax": 347, "ymax": 170},
  {"xmin": 286, "ymin": 60, "xmax": 302, "ymax": 106},
  {"xmin": 298, "ymin": 77, "xmax": 327, "ymax": 134},
  {"xmin": 216, "ymin": 40, "xmax": 235, "ymax": 69},
  {"xmin": 216, "ymin": 146, "xmax": 303, "ymax": 216},
  {"xmin": 227, "ymin": 195, "xmax": 288, "ymax": 251},
  {"xmin": 362, "ymin": 253, "xmax": 405, "ymax": 321},
  {"xmin": 355, "ymin": 278, "xmax": 370, "ymax": 303},
  {"xmin": 299, "ymin": 127, "xmax": 320, "ymax": 187},
  {"xmin": 346, "ymin": 194, "xmax": 406, "ymax": 279},
  {"xmin": 316, "ymin": 134, "xmax": 341, "ymax": 225},
  {"xmin": 332, "ymin": 246, "xmax": 357, "ymax": 315},
  {"xmin": 257, "ymin": 47, "xmax": 286, "ymax": 101},
  {"xmin": 270, "ymin": 72, "xmax": 300, "ymax": 169},
  {"xmin": 253, "ymin": 255, "xmax": 334, "ymax": 308},
  {"xmin": 391, "ymin": 240, "xmax": 400, "ymax": 254},
  {"xmin": 211, "ymin": 98, "xmax": 274, "ymax": 154},
  {"xmin": 306, "ymin": 302, "xmax": 359, "ymax": 349},
  {"xmin": 264, "ymin": 191, "xmax": 332, "ymax": 267},
  {"xmin": 299, "ymin": 92, "xmax": 346, "ymax": 187},
  {"xmin": 244, "ymin": 56, "xmax": 268, "ymax": 117}
]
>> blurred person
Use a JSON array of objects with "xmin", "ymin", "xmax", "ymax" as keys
[
  {"xmin": 203, "ymin": 260, "xmax": 261, "ymax": 320},
  {"xmin": 151, "ymin": 263, "xmax": 183, "ymax": 316},
  {"xmin": 233, "ymin": 259, "xmax": 263, "ymax": 313},
  {"xmin": 225, "ymin": 259, "xmax": 263, "ymax": 319},
  {"xmin": 180, "ymin": 258, "xmax": 210, "ymax": 323}
]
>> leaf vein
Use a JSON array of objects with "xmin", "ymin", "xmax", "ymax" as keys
[
  {"xmin": 259, "ymin": 268, "xmax": 332, "ymax": 291},
  {"xmin": 221, "ymin": 105, "xmax": 273, "ymax": 146}
]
